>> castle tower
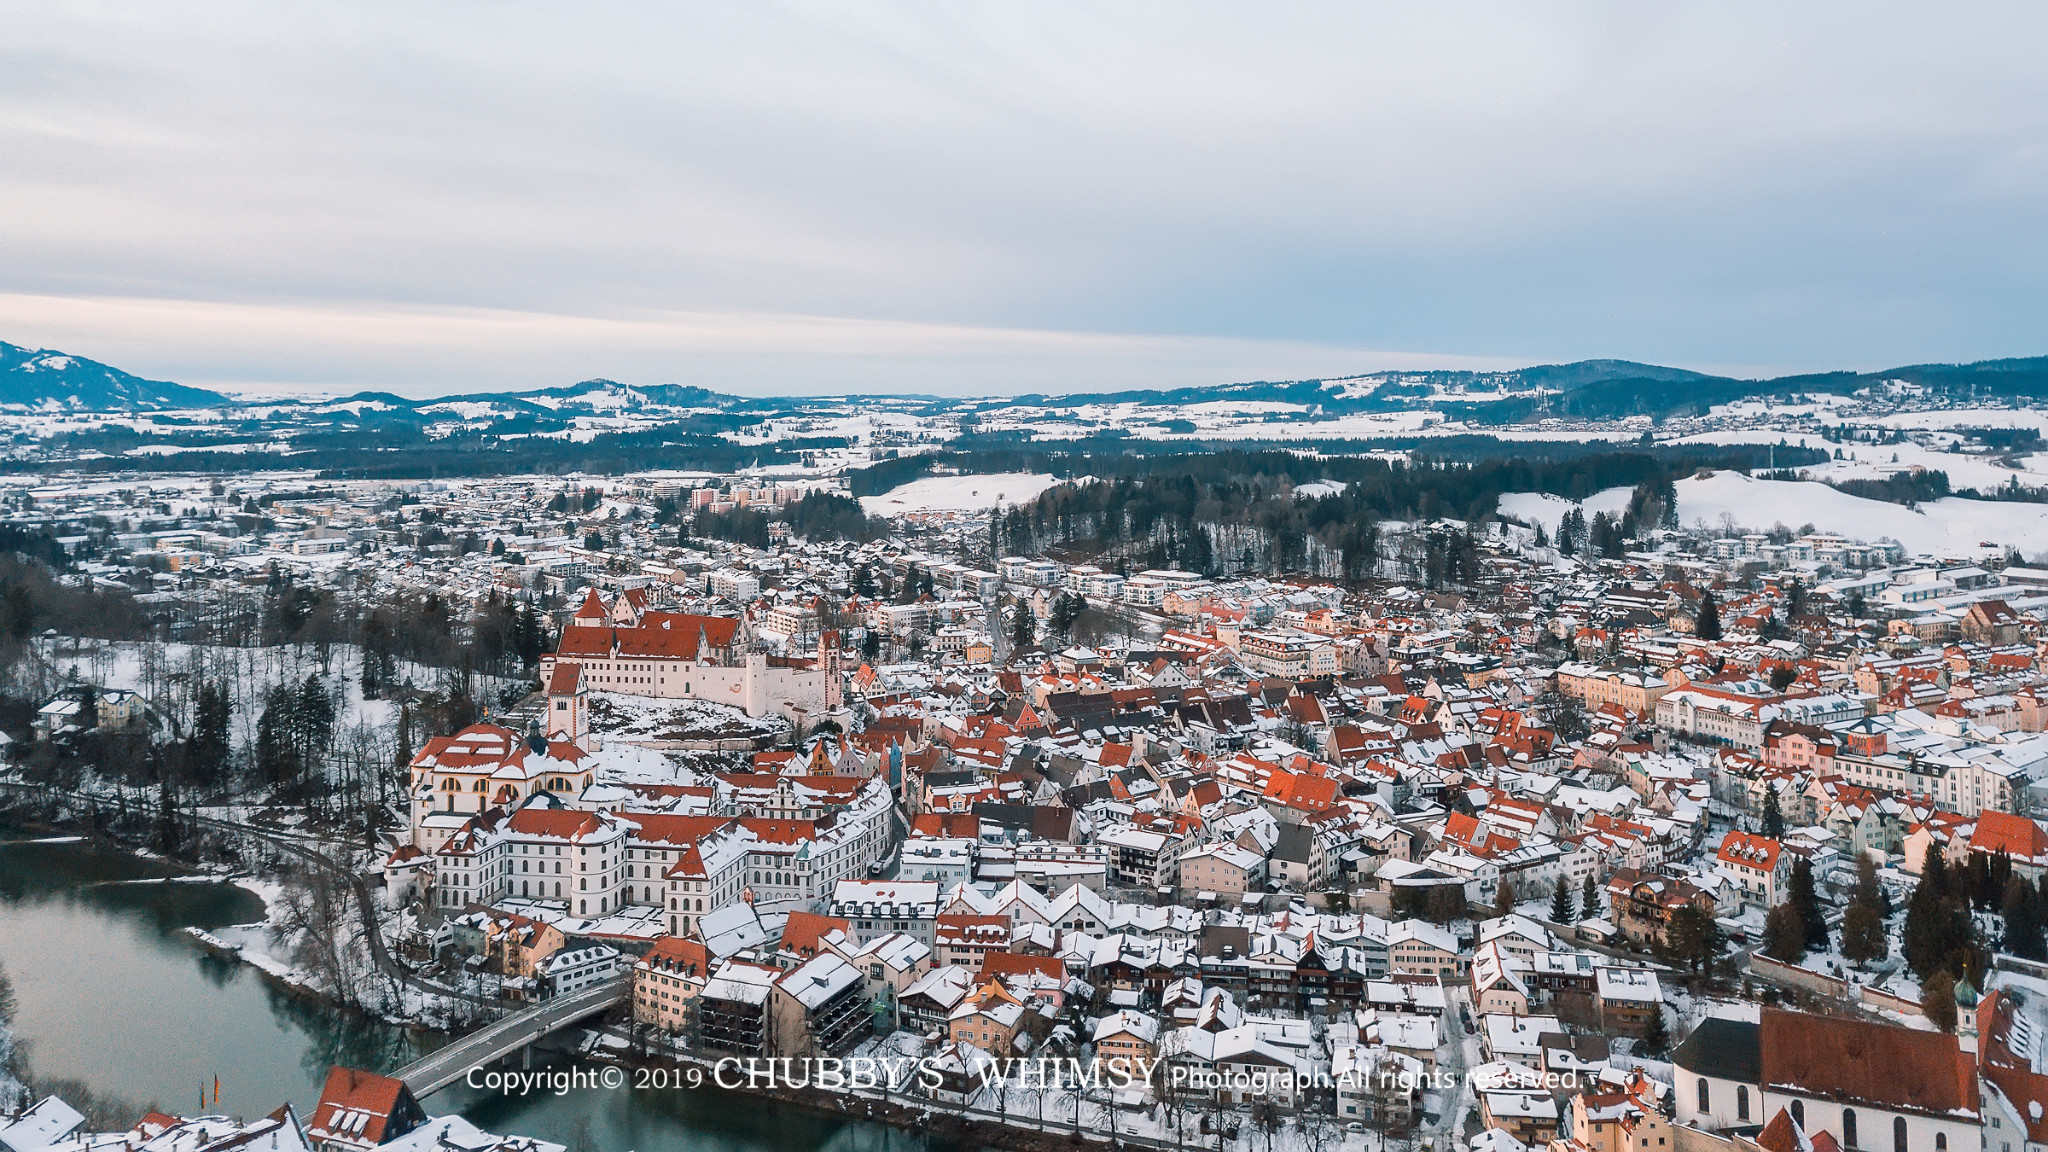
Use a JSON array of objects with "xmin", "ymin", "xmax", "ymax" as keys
[
  {"xmin": 819, "ymin": 629, "xmax": 843, "ymax": 710},
  {"xmin": 744, "ymin": 649, "xmax": 768, "ymax": 717},
  {"xmin": 545, "ymin": 661, "xmax": 588, "ymax": 745},
  {"xmin": 571, "ymin": 587, "xmax": 610, "ymax": 627}
]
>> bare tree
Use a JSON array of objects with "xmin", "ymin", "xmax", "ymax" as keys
[
  {"xmin": 1156, "ymin": 1029, "xmax": 1197, "ymax": 1152},
  {"xmin": 1299, "ymin": 1106, "xmax": 1339, "ymax": 1152},
  {"xmin": 272, "ymin": 869, "xmax": 382, "ymax": 1008}
]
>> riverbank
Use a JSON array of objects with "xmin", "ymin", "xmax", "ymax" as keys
[
  {"xmin": 0, "ymin": 827, "xmax": 978, "ymax": 1152},
  {"xmin": 3, "ymin": 817, "xmax": 1160, "ymax": 1152},
  {"xmin": 2, "ymin": 819, "xmax": 1187, "ymax": 1152},
  {"xmin": 0, "ymin": 785, "xmax": 493, "ymax": 1032}
]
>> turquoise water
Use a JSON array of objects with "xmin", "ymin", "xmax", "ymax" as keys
[{"xmin": 0, "ymin": 830, "xmax": 956, "ymax": 1152}]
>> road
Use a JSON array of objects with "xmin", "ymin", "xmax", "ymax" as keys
[{"xmin": 1432, "ymin": 984, "xmax": 1481, "ymax": 1151}]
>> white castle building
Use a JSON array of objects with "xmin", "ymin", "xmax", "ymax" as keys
[{"xmin": 536, "ymin": 589, "xmax": 843, "ymax": 728}]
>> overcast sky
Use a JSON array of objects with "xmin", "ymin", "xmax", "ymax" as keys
[{"xmin": 3, "ymin": 3, "xmax": 2045, "ymax": 398}]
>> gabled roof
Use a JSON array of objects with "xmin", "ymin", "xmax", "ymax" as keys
[
  {"xmin": 307, "ymin": 1067, "xmax": 417, "ymax": 1149},
  {"xmin": 781, "ymin": 911, "xmax": 853, "ymax": 958},
  {"xmin": 1716, "ymin": 830, "xmax": 1782, "ymax": 871},
  {"xmin": 546, "ymin": 662, "xmax": 583, "ymax": 694},
  {"xmin": 1671, "ymin": 1016, "xmax": 1760, "ymax": 1085},
  {"xmin": 554, "ymin": 614, "xmax": 740, "ymax": 661},
  {"xmin": 1972, "ymin": 810, "xmax": 2048, "ymax": 861},
  {"xmin": 1758, "ymin": 1008, "xmax": 1978, "ymax": 1120}
]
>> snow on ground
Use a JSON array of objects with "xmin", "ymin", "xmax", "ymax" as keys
[
  {"xmin": 858, "ymin": 472, "xmax": 1062, "ymax": 514},
  {"xmin": 1497, "ymin": 492, "xmax": 1579, "ymax": 530},
  {"xmin": 1294, "ymin": 479, "xmax": 1348, "ymax": 498},
  {"xmin": 1868, "ymin": 407, "xmax": 2048, "ymax": 431},
  {"xmin": 584, "ymin": 692, "xmax": 787, "ymax": 745},
  {"xmin": 1673, "ymin": 471, "xmax": 2048, "ymax": 555},
  {"xmin": 50, "ymin": 638, "xmax": 520, "ymax": 751},
  {"xmin": 1670, "ymin": 430, "xmax": 2048, "ymax": 492},
  {"xmin": 1496, "ymin": 487, "xmax": 1635, "ymax": 535},
  {"xmin": 123, "ymin": 441, "xmax": 280, "ymax": 456}
]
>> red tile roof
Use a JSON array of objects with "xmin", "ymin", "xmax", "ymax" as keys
[
  {"xmin": 1717, "ymin": 830, "xmax": 1783, "ymax": 871},
  {"xmin": 1758, "ymin": 1008, "xmax": 1979, "ymax": 1120},
  {"xmin": 308, "ymin": 1068, "xmax": 415, "ymax": 1148},
  {"xmin": 554, "ymin": 614, "xmax": 740, "ymax": 661},
  {"xmin": 781, "ymin": 911, "xmax": 853, "ymax": 957},
  {"xmin": 547, "ymin": 662, "xmax": 582, "ymax": 694},
  {"xmin": 1971, "ymin": 810, "xmax": 2048, "ymax": 861},
  {"xmin": 640, "ymin": 935, "xmax": 712, "ymax": 979}
]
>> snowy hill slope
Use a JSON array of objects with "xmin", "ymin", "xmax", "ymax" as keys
[{"xmin": 0, "ymin": 342, "xmax": 227, "ymax": 410}]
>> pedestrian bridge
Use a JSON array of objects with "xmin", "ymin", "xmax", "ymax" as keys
[{"xmin": 394, "ymin": 978, "xmax": 629, "ymax": 1095}]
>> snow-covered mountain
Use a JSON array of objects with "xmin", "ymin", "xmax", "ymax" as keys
[
  {"xmin": 0, "ymin": 342, "xmax": 228, "ymax": 411},
  {"xmin": 5, "ymin": 337, "xmax": 2048, "ymax": 433}
]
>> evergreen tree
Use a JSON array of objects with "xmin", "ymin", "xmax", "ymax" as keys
[
  {"xmin": 1581, "ymin": 872, "xmax": 1600, "ymax": 920},
  {"xmin": 2003, "ymin": 877, "xmax": 2048, "ymax": 961},
  {"xmin": 1494, "ymin": 879, "xmax": 1516, "ymax": 920},
  {"xmin": 254, "ymin": 684, "xmax": 300, "ymax": 788},
  {"xmin": 1696, "ymin": 590, "xmax": 1723, "ymax": 640},
  {"xmin": 1763, "ymin": 902, "xmax": 1806, "ymax": 963},
  {"xmin": 1662, "ymin": 905, "xmax": 1724, "ymax": 975},
  {"xmin": 1047, "ymin": 592, "xmax": 1081, "ymax": 635},
  {"xmin": 188, "ymin": 682, "xmax": 232, "ymax": 784},
  {"xmin": 1840, "ymin": 902, "xmax": 1888, "ymax": 967},
  {"xmin": 1921, "ymin": 969, "xmax": 1958, "ymax": 1034},
  {"xmin": 295, "ymin": 674, "xmax": 335, "ymax": 762},
  {"xmin": 1853, "ymin": 853, "xmax": 1892, "ymax": 917},
  {"xmin": 513, "ymin": 602, "xmax": 547, "ymax": 668},
  {"xmin": 1790, "ymin": 857, "xmax": 1829, "ymax": 952},
  {"xmin": 1010, "ymin": 607, "xmax": 1035, "ymax": 651},
  {"xmin": 1904, "ymin": 853, "xmax": 1984, "ymax": 980},
  {"xmin": 1551, "ymin": 874, "xmax": 1576, "ymax": 923},
  {"xmin": 1642, "ymin": 1007, "xmax": 1669, "ymax": 1055},
  {"xmin": 1761, "ymin": 788, "xmax": 1785, "ymax": 839}
]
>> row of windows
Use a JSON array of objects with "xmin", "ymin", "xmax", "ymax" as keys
[{"xmin": 1698, "ymin": 1081, "xmax": 1950, "ymax": 1152}]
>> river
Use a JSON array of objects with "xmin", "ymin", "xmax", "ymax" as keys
[{"xmin": 0, "ymin": 830, "xmax": 953, "ymax": 1152}]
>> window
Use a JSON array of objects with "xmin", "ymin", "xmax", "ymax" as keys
[
  {"xmin": 1697, "ymin": 1080, "xmax": 1711, "ymax": 1114},
  {"xmin": 1895, "ymin": 1119, "xmax": 1907, "ymax": 1152},
  {"xmin": 1737, "ymin": 1087, "xmax": 1750, "ymax": 1121},
  {"xmin": 1791, "ymin": 1102, "xmax": 1804, "ymax": 1129},
  {"xmin": 1845, "ymin": 1110, "xmax": 1859, "ymax": 1149}
]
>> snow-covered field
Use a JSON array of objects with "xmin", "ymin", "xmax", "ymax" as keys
[
  {"xmin": 1669, "ymin": 429, "xmax": 2048, "ymax": 493},
  {"xmin": 1496, "ymin": 487, "xmax": 1634, "ymax": 533},
  {"xmin": 1672, "ymin": 472, "xmax": 2048, "ymax": 555},
  {"xmin": 1868, "ymin": 407, "xmax": 2048, "ymax": 431},
  {"xmin": 1502, "ymin": 472, "xmax": 2048, "ymax": 557},
  {"xmin": 1294, "ymin": 479, "xmax": 1349, "ymax": 498},
  {"xmin": 858, "ymin": 472, "xmax": 1062, "ymax": 514}
]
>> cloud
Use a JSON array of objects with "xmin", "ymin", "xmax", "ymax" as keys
[{"xmin": 1, "ymin": 2, "xmax": 2045, "ymax": 394}]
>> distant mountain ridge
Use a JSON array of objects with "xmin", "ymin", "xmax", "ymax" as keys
[
  {"xmin": 7, "ymin": 337, "xmax": 2048, "ymax": 417},
  {"xmin": 0, "ymin": 342, "xmax": 228, "ymax": 411}
]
